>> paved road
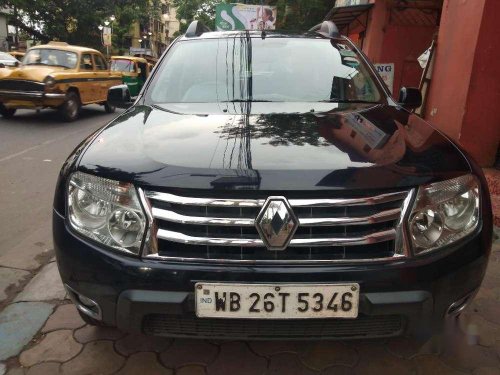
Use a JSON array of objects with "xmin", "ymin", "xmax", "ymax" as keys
[{"xmin": 0, "ymin": 106, "xmax": 123, "ymax": 273}]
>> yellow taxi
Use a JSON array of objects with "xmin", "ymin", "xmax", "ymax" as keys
[{"xmin": 0, "ymin": 42, "xmax": 122, "ymax": 121}]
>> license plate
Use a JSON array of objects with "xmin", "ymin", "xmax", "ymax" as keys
[{"xmin": 195, "ymin": 283, "xmax": 359, "ymax": 319}]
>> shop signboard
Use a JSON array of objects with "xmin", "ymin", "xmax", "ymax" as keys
[
  {"xmin": 335, "ymin": 0, "xmax": 369, "ymax": 7},
  {"xmin": 129, "ymin": 47, "xmax": 152, "ymax": 56},
  {"xmin": 102, "ymin": 26, "xmax": 112, "ymax": 47},
  {"xmin": 215, "ymin": 4, "xmax": 277, "ymax": 31},
  {"xmin": 374, "ymin": 63, "xmax": 395, "ymax": 94}
]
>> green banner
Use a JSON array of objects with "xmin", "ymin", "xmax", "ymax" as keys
[{"xmin": 215, "ymin": 4, "xmax": 277, "ymax": 31}]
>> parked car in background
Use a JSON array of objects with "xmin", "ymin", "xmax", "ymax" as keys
[
  {"xmin": 9, "ymin": 51, "xmax": 25, "ymax": 62},
  {"xmin": 0, "ymin": 52, "xmax": 20, "ymax": 68},
  {"xmin": 0, "ymin": 41, "xmax": 121, "ymax": 121},
  {"xmin": 53, "ymin": 21, "xmax": 492, "ymax": 340},
  {"xmin": 110, "ymin": 56, "xmax": 150, "ymax": 97}
]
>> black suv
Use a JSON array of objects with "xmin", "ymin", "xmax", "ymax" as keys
[{"xmin": 53, "ymin": 21, "xmax": 492, "ymax": 340}]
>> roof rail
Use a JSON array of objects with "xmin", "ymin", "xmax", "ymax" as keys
[
  {"xmin": 185, "ymin": 20, "xmax": 211, "ymax": 38},
  {"xmin": 308, "ymin": 21, "xmax": 340, "ymax": 38}
]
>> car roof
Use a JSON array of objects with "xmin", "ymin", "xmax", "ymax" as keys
[
  {"xmin": 0, "ymin": 51, "xmax": 17, "ymax": 60},
  {"xmin": 29, "ymin": 42, "xmax": 101, "ymax": 54},
  {"xmin": 111, "ymin": 56, "xmax": 148, "ymax": 63}
]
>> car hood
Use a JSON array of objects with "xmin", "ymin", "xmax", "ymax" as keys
[
  {"xmin": 0, "ymin": 65, "xmax": 68, "ymax": 81},
  {"xmin": 77, "ymin": 102, "xmax": 471, "ymax": 191}
]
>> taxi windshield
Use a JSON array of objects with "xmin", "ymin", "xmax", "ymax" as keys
[
  {"xmin": 110, "ymin": 59, "xmax": 135, "ymax": 73},
  {"xmin": 149, "ymin": 37, "xmax": 383, "ymax": 104},
  {"xmin": 23, "ymin": 49, "xmax": 78, "ymax": 69}
]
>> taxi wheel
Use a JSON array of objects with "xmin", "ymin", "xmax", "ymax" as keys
[
  {"xmin": 104, "ymin": 102, "xmax": 116, "ymax": 113},
  {"xmin": 0, "ymin": 104, "xmax": 16, "ymax": 119},
  {"xmin": 60, "ymin": 92, "xmax": 81, "ymax": 122}
]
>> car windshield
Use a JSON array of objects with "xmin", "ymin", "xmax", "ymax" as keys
[
  {"xmin": 23, "ymin": 48, "xmax": 78, "ymax": 69},
  {"xmin": 110, "ymin": 59, "xmax": 135, "ymax": 73},
  {"xmin": 0, "ymin": 52, "xmax": 18, "ymax": 65},
  {"xmin": 149, "ymin": 37, "xmax": 383, "ymax": 104}
]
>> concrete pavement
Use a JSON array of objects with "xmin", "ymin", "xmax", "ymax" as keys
[{"xmin": 0, "ymin": 106, "xmax": 122, "ymax": 313}]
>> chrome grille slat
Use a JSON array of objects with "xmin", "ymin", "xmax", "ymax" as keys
[
  {"xmin": 145, "ymin": 191, "xmax": 407, "ymax": 208},
  {"xmin": 152, "ymin": 207, "xmax": 255, "ymax": 226},
  {"xmin": 299, "ymin": 208, "xmax": 401, "ymax": 226},
  {"xmin": 143, "ymin": 189, "xmax": 413, "ymax": 263},
  {"xmin": 151, "ymin": 207, "xmax": 401, "ymax": 227},
  {"xmin": 145, "ymin": 191, "xmax": 265, "ymax": 207},
  {"xmin": 156, "ymin": 228, "xmax": 397, "ymax": 247}
]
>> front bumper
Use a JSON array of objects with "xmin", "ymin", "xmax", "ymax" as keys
[
  {"xmin": 53, "ymin": 210, "xmax": 490, "ymax": 340},
  {"xmin": 0, "ymin": 90, "xmax": 66, "ymax": 107}
]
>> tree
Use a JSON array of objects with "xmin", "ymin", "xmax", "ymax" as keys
[
  {"xmin": 171, "ymin": 0, "xmax": 333, "ymax": 34},
  {"xmin": 1, "ymin": 0, "xmax": 149, "ymax": 51}
]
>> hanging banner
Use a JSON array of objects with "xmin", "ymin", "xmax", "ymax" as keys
[
  {"xmin": 102, "ymin": 26, "xmax": 112, "ymax": 47},
  {"xmin": 374, "ymin": 63, "xmax": 395, "ymax": 94},
  {"xmin": 215, "ymin": 4, "xmax": 277, "ymax": 31}
]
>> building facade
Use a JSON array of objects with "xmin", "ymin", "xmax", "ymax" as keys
[
  {"xmin": 129, "ymin": 0, "xmax": 180, "ymax": 58},
  {"xmin": 0, "ymin": 8, "xmax": 10, "ymax": 51},
  {"xmin": 327, "ymin": 0, "xmax": 499, "ymax": 167}
]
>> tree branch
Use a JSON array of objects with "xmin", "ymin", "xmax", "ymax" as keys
[{"xmin": 8, "ymin": 16, "xmax": 50, "ymax": 43}]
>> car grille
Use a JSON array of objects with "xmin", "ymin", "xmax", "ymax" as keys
[
  {"xmin": 142, "ymin": 189, "xmax": 413, "ymax": 263},
  {"xmin": 142, "ymin": 314, "xmax": 404, "ymax": 339},
  {"xmin": 0, "ymin": 80, "xmax": 44, "ymax": 92}
]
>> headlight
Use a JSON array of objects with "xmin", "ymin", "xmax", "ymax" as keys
[
  {"xmin": 67, "ymin": 171, "xmax": 146, "ymax": 255},
  {"xmin": 409, "ymin": 174, "xmax": 480, "ymax": 255},
  {"xmin": 43, "ymin": 76, "xmax": 56, "ymax": 89}
]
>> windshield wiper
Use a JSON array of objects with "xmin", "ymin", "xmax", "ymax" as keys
[
  {"xmin": 222, "ymin": 99, "xmax": 273, "ymax": 103},
  {"xmin": 320, "ymin": 99, "xmax": 380, "ymax": 104}
]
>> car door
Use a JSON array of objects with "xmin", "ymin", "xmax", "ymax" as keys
[
  {"xmin": 92, "ymin": 53, "xmax": 110, "ymax": 101},
  {"xmin": 79, "ymin": 53, "xmax": 95, "ymax": 103}
]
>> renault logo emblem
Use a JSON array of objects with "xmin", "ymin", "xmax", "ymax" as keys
[{"xmin": 255, "ymin": 197, "xmax": 298, "ymax": 251}]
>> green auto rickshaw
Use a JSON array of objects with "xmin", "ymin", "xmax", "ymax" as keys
[{"xmin": 110, "ymin": 56, "xmax": 150, "ymax": 97}]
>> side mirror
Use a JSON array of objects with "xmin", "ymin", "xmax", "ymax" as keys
[
  {"xmin": 0, "ymin": 63, "xmax": 5, "ymax": 69},
  {"xmin": 398, "ymin": 87, "xmax": 422, "ymax": 110},
  {"xmin": 107, "ymin": 84, "xmax": 133, "ymax": 109}
]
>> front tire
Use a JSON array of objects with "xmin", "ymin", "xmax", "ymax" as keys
[
  {"xmin": 104, "ymin": 102, "xmax": 116, "ymax": 113},
  {"xmin": 59, "ymin": 92, "xmax": 81, "ymax": 122},
  {"xmin": 0, "ymin": 104, "xmax": 16, "ymax": 119}
]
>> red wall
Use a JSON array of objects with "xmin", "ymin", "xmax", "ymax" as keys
[
  {"xmin": 360, "ymin": 0, "xmax": 436, "ymax": 95},
  {"xmin": 377, "ymin": 24, "xmax": 436, "ymax": 94},
  {"xmin": 424, "ymin": 0, "xmax": 500, "ymax": 166}
]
